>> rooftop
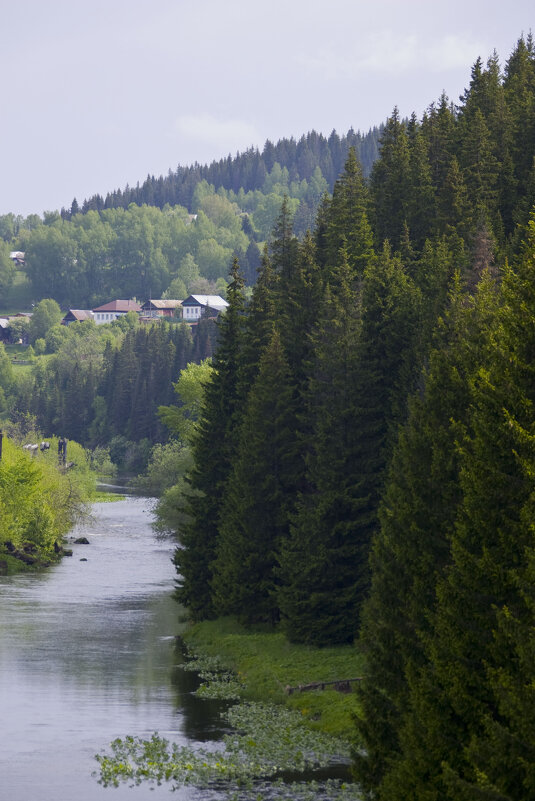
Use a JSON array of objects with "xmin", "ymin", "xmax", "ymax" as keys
[{"xmin": 92, "ymin": 300, "xmax": 142, "ymax": 313}]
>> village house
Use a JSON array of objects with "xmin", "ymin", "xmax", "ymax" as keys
[
  {"xmin": 61, "ymin": 309, "xmax": 94, "ymax": 325},
  {"xmin": 140, "ymin": 299, "xmax": 183, "ymax": 318},
  {"xmin": 9, "ymin": 251, "xmax": 25, "ymax": 267},
  {"xmin": 181, "ymin": 294, "xmax": 229, "ymax": 321},
  {"xmin": 0, "ymin": 318, "xmax": 10, "ymax": 343},
  {"xmin": 1, "ymin": 315, "xmax": 30, "ymax": 344},
  {"xmin": 92, "ymin": 299, "xmax": 142, "ymax": 325}
]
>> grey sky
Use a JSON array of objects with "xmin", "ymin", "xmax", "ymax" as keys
[{"xmin": 1, "ymin": 0, "xmax": 533, "ymax": 216}]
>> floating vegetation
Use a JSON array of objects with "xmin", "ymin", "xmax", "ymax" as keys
[
  {"xmin": 96, "ymin": 646, "xmax": 361, "ymax": 799},
  {"xmin": 224, "ymin": 702, "xmax": 350, "ymax": 770},
  {"xmin": 194, "ymin": 672, "xmax": 244, "ymax": 700},
  {"xmin": 178, "ymin": 647, "xmax": 247, "ymax": 700},
  {"xmin": 179, "ymin": 653, "xmax": 225, "ymax": 674},
  {"xmin": 96, "ymin": 702, "xmax": 357, "ymax": 797}
]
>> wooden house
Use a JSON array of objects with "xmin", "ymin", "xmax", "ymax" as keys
[
  {"xmin": 181, "ymin": 294, "xmax": 228, "ymax": 321},
  {"xmin": 140, "ymin": 299, "xmax": 183, "ymax": 318},
  {"xmin": 61, "ymin": 309, "xmax": 94, "ymax": 326}
]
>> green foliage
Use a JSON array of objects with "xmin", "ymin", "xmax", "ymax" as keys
[
  {"xmin": 134, "ymin": 440, "xmax": 193, "ymax": 497},
  {"xmin": 7, "ymin": 316, "xmax": 30, "ymax": 344},
  {"xmin": 162, "ymin": 275, "xmax": 187, "ymax": 299},
  {"xmin": 175, "ymin": 258, "xmax": 246, "ymax": 618},
  {"xmin": 89, "ymin": 446, "xmax": 116, "ymax": 476},
  {"xmin": 97, "ymin": 703, "xmax": 354, "ymax": 797},
  {"xmin": 158, "ymin": 358, "xmax": 213, "ymax": 442},
  {"xmin": 29, "ymin": 298, "xmax": 63, "ymax": 344},
  {"xmin": 0, "ymin": 434, "xmax": 95, "ymax": 557},
  {"xmin": 0, "ymin": 239, "xmax": 16, "ymax": 304},
  {"xmin": 212, "ymin": 330, "xmax": 299, "ymax": 623},
  {"xmin": 0, "ymin": 343, "xmax": 14, "ymax": 394}
]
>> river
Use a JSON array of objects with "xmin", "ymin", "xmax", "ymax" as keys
[{"xmin": 0, "ymin": 494, "xmax": 225, "ymax": 801}]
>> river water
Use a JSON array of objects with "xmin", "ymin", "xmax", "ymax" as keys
[{"xmin": 0, "ymin": 495, "xmax": 224, "ymax": 801}]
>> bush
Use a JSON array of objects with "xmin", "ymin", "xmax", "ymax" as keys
[{"xmin": 0, "ymin": 435, "xmax": 95, "ymax": 554}]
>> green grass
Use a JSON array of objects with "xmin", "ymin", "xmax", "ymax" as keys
[
  {"xmin": 4, "ymin": 343, "xmax": 27, "ymax": 355},
  {"xmin": 0, "ymin": 270, "xmax": 33, "ymax": 314},
  {"xmin": 10, "ymin": 362, "xmax": 32, "ymax": 374},
  {"xmin": 91, "ymin": 491, "xmax": 125, "ymax": 502},
  {"xmin": 0, "ymin": 551, "xmax": 57, "ymax": 575},
  {"xmin": 183, "ymin": 617, "xmax": 363, "ymax": 739},
  {"xmin": 5, "ymin": 347, "xmax": 55, "ymax": 374}
]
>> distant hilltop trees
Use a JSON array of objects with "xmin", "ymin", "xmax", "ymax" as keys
[{"xmin": 66, "ymin": 127, "xmax": 383, "ymax": 222}]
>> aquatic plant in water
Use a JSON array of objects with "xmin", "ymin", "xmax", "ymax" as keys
[
  {"xmin": 96, "ymin": 648, "xmax": 360, "ymax": 799},
  {"xmin": 96, "ymin": 702, "xmax": 356, "ymax": 797}
]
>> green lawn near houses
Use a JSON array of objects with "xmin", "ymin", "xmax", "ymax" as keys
[{"xmin": 0, "ymin": 270, "xmax": 33, "ymax": 316}]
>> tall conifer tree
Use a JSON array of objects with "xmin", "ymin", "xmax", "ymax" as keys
[
  {"xmin": 325, "ymin": 147, "xmax": 374, "ymax": 278},
  {"xmin": 370, "ymin": 108, "xmax": 412, "ymax": 250},
  {"xmin": 211, "ymin": 329, "xmax": 298, "ymax": 623},
  {"xmin": 174, "ymin": 258, "xmax": 245, "ymax": 619},
  {"xmin": 278, "ymin": 248, "xmax": 364, "ymax": 645},
  {"xmin": 353, "ymin": 272, "xmax": 500, "ymax": 800},
  {"xmin": 425, "ymin": 220, "xmax": 535, "ymax": 800}
]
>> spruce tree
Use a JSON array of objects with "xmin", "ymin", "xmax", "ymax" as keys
[
  {"xmin": 503, "ymin": 35, "xmax": 535, "ymax": 195},
  {"xmin": 211, "ymin": 329, "xmax": 298, "ymax": 623},
  {"xmin": 278, "ymin": 249, "xmax": 364, "ymax": 645},
  {"xmin": 421, "ymin": 92, "xmax": 456, "ymax": 192},
  {"xmin": 406, "ymin": 122, "xmax": 436, "ymax": 250},
  {"xmin": 437, "ymin": 155, "xmax": 473, "ymax": 241},
  {"xmin": 324, "ymin": 147, "xmax": 374, "ymax": 278},
  {"xmin": 353, "ymin": 273, "xmax": 501, "ymax": 800},
  {"xmin": 427, "ymin": 219, "xmax": 535, "ymax": 800},
  {"xmin": 370, "ymin": 108, "xmax": 412, "ymax": 250},
  {"xmin": 174, "ymin": 258, "xmax": 245, "ymax": 619},
  {"xmin": 280, "ymin": 242, "xmax": 420, "ymax": 647},
  {"xmin": 237, "ymin": 246, "xmax": 278, "ymax": 397}
]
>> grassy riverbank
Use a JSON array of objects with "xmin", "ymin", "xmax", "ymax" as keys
[
  {"xmin": 98, "ymin": 616, "xmax": 363, "ymax": 797},
  {"xmin": 182, "ymin": 617, "xmax": 363, "ymax": 740}
]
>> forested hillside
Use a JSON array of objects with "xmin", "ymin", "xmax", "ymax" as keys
[
  {"xmin": 70, "ymin": 127, "xmax": 382, "ymax": 221},
  {"xmin": 6, "ymin": 313, "xmax": 217, "ymax": 473},
  {"xmin": 160, "ymin": 35, "xmax": 535, "ymax": 801},
  {"xmin": 0, "ymin": 127, "xmax": 382, "ymax": 309},
  {"xmin": 1, "ymin": 35, "xmax": 535, "ymax": 800}
]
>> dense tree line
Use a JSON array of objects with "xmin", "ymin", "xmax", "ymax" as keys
[
  {"xmin": 9, "ymin": 316, "xmax": 217, "ymax": 471},
  {"xmin": 164, "ymin": 35, "xmax": 535, "ymax": 800},
  {"xmin": 17, "ymin": 202, "xmax": 249, "ymax": 308},
  {"xmin": 0, "ymin": 129, "xmax": 382, "ymax": 310},
  {"xmin": 75, "ymin": 127, "xmax": 382, "ymax": 220}
]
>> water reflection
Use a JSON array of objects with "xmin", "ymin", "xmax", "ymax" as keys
[
  {"xmin": 171, "ymin": 643, "xmax": 234, "ymax": 743},
  {"xmin": 0, "ymin": 496, "xmax": 225, "ymax": 801}
]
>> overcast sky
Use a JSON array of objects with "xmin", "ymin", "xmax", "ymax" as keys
[{"xmin": 1, "ymin": 0, "xmax": 533, "ymax": 217}]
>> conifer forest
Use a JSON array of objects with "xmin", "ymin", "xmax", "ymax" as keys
[{"xmin": 2, "ymin": 34, "xmax": 535, "ymax": 800}]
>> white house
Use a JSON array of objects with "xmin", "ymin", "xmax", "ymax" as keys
[
  {"xmin": 92, "ymin": 299, "xmax": 142, "ymax": 324},
  {"xmin": 181, "ymin": 295, "xmax": 229, "ymax": 321}
]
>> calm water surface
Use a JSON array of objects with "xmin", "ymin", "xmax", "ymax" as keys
[{"xmin": 0, "ymin": 496, "xmax": 223, "ymax": 801}]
